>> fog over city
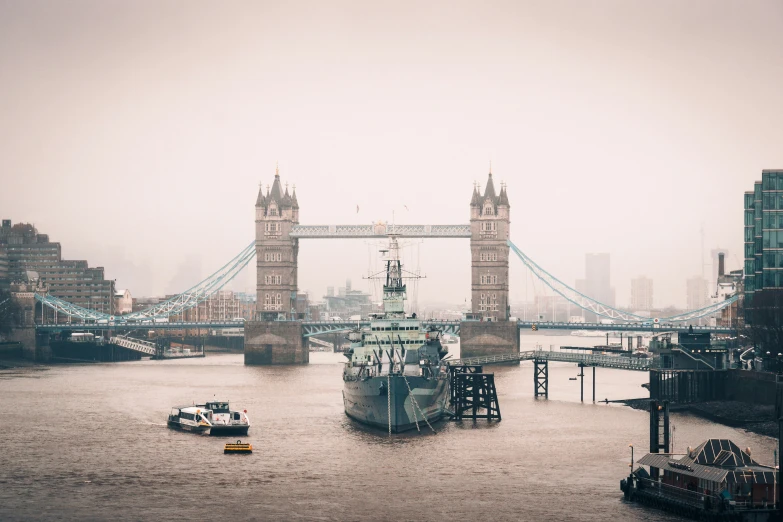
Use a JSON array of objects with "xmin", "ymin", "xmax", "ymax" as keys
[{"xmin": 1, "ymin": 0, "xmax": 781, "ymax": 309}]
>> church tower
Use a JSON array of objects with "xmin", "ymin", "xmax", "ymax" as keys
[
  {"xmin": 255, "ymin": 165, "xmax": 299, "ymax": 319},
  {"xmin": 470, "ymin": 171, "xmax": 510, "ymax": 320}
]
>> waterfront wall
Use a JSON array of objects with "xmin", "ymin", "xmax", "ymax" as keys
[
  {"xmin": 649, "ymin": 369, "xmax": 777, "ymax": 406},
  {"xmin": 244, "ymin": 321, "xmax": 308, "ymax": 365},
  {"xmin": 459, "ymin": 321, "xmax": 520, "ymax": 359},
  {"xmin": 49, "ymin": 341, "xmax": 142, "ymax": 362},
  {"xmin": 649, "ymin": 370, "xmax": 727, "ymax": 403},
  {"xmin": 0, "ymin": 342, "xmax": 23, "ymax": 359},
  {"xmin": 7, "ymin": 327, "xmax": 49, "ymax": 361},
  {"xmin": 724, "ymin": 370, "xmax": 777, "ymax": 406}
]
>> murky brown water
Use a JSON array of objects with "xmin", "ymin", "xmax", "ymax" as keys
[{"xmin": 0, "ymin": 339, "xmax": 775, "ymax": 521}]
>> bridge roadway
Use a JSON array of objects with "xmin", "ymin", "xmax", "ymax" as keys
[
  {"xmin": 35, "ymin": 320, "xmax": 245, "ymax": 332},
  {"xmin": 448, "ymin": 349, "xmax": 656, "ymax": 371},
  {"xmin": 34, "ymin": 319, "xmax": 734, "ymax": 335}
]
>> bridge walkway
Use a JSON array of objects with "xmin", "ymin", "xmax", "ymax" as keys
[
  {"xmin": 448, "ymin": 350, "xmax": 655, "ymax": 371},
  {"xmin": 109, "ymin": 336, "xmax": 157, "ymax": 356}
]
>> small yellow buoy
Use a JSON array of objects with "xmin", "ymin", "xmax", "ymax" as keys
[{"xmin": 224, "ymin": 439, "xmax": 252, "ymax": 454}]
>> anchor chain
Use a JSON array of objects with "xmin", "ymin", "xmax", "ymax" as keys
[{"xmin": 402, "ymin": 372, "xmax": 435, "ymax": 433}]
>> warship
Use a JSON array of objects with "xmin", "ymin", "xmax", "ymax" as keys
[{"xmin": 342, "ymin": 236, "xmax": 449, "ymax": 433}]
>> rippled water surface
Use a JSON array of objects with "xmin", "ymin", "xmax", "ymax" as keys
[{"xmin": 0, "ymin": 340, "xmax": 776, "ymax": 521}]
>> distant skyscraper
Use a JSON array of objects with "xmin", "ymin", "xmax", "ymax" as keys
[
  {"xmin": 577, "ymin": 253, "xmax": 615, "ymax": 321},
  {"xmin": 630, "ymin": 276, "xmax": 653, "ymax": 311},
  {"xmin": 686, "ymin": 276, "xmax": 708, "ymax": 311}
]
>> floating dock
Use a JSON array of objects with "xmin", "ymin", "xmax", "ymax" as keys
[{"xmin": 621, "ymin": 400, "xmax": 780, "ymax": 521}]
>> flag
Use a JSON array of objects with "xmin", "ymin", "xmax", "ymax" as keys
[{"xmin": 356, "ymin": 205, "xmax": 359, "ymax": 213}]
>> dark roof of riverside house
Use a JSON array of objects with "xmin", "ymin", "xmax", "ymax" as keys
[{"xmin": 638, "ymin": 439, "xmax": 777, "ymax": 485}]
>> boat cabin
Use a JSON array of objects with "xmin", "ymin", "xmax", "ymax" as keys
[
  {"xmin": 204, "ymin": 401, "xmax": 230, "ymax": 413},
  {"xmin": 170, "ymin": 406, "xmax": 212, "ymax": 424}
]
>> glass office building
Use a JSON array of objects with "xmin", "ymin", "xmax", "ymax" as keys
[{"xmin": 744, "ymin": 170, "xmax": 783, "ymax": 323}]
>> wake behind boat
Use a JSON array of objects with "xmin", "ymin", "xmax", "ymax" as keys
[{"xmin": 342, "ymin": 235, "xmax": 449, "ymax": 433}]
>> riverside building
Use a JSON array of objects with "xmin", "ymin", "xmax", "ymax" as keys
[
  {"xmin": 0, "ymin": 219, "xmax": 115, "ymax": 318},
  {"xmin": 0, "ymin": 244, "xmax": 8, "ymax": 290},
  {"xmin": 744, "ymin": 170, "xmax": 783, "ymax": 324}
]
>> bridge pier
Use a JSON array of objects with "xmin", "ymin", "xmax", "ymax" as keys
[
  {"xmin": 244, "ymin": 321, "xmax": 308, "ymax": 365},
  {"xmin": 459, "ymin": 321, "xmax": 519, "ymax": 360},
  {"xmin": 534, "ymin": 359, "xmax": 548, "ymax": 398}
]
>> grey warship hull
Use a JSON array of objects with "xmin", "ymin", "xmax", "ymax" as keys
[{"xmin": 343, "ymin": 374, "xmax": 448, "ymax": 433}]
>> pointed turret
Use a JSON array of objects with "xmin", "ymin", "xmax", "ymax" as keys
[
  {"xmin": 470, "ymin": 184, "xmax": 481, "ymax": 206},
  {"xmin": 270, "ymin": 171, "xmax": 283, "ymax": 204},
  {"xmin": 483, "ymin": 172, "xmax": 497, "ymax": 200},
  {"xmin": 292, "ymin": 185, "xmax": 299, "ymax": 209},
  {"xmin": 255, "ymin": 184, "xmax": 266, "ymax": 207},
  {"xmin": 282, "ymin": 184, "xmax": 293, "ymax": 207},
  {"xmin": 498, "ymin": 182, "xmax": 510, "ymax": 207}
]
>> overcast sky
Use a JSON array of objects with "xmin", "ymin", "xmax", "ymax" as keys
[{"xmin": 1, "ymin": 0, "xmax": 781, "ymax": 309}]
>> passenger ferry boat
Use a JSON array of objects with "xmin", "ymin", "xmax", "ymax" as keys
[
  {"xmin": 342, "ymin": 236, "xmax": 449, "ymax": 433},
  {"xmin": 167, "ymin": 406, "xmax": 212, "ymax": 433},
  {"xmin": 197, "ymin": 400, "xmax": 250, "ymax": 436},
  {"xmin": 167, "ymin": 400, "xmax": 250, "ymax": 436}
]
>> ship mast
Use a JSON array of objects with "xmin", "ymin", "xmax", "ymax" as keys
[{"xmin": 382, "ymin": 235, "xmax": 406, "ymax": 318}]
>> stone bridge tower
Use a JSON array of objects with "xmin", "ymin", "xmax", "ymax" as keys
[
  {"xmin": 254, "ymin": 165, "xmax": 300, "ymax": 320},
  {"xmin": 246, "ymin": 165, "xmax": 307, "ymax": 365},
  {"xmin": 470, "ymin": 171, "xmax": 510, "ymax": 320}
]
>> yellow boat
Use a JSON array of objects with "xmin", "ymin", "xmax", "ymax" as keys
[{"xmin": 224, "ymin": 440, "xmax": 252, "ymax": 454}]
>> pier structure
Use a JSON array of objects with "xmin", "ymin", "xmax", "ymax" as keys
[
  {"xmin": 451, "ymin": 348, "xmax": 653, "ymax": 402},
  {"xmin": 622, "ymin": 400, "xmax": 779, "ymax": 520}
]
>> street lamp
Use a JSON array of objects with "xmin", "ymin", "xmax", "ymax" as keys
[{"xmin": 629, "ymin": 443, "xmax": 634, "ymax": 473}]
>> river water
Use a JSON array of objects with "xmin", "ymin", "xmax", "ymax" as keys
[{"xmin": 0, "ymin": 333, "xmax": 776, "ymax": 521}]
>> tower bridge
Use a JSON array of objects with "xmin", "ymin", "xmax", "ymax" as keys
[{"xmin": 28, "ymin": 167, "xmax": 740, "ymax": 365}]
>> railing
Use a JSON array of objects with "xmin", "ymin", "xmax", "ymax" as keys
[
  {"xmin": 109, "ymin": 336, "xmax": 157, "ymax": 356},
  {"xmin": 635, "ymin": 477, "xmax": 717, "ymax": 509},
  {"xmin": 290, "ymin": 224, "xmax": 471, "ymax": 238},
  {"xmin": 449, "ymin": 350, "xmax": 656, "ymax": 370}
]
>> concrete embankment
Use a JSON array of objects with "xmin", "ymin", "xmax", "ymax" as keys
[
  {"xmin": 0, "ymin": 341, "xmax": 41, "ymax": 368},
  {"xmin": 623, "ymin": 398, "xmax": 778, "ymax": 438}
]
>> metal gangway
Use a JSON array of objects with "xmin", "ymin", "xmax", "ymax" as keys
[
  {"xmin": 449, "ymin": 349, "xmax": 655, "ymax": 371},
  {"xmin": 109, "ymin": 336, "xmax": 157, "ymax": 356},
  {"xmin": 308, "ymin": 337, "xmax": 334, "ymax": 351}
]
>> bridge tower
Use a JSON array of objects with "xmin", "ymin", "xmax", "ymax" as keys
[
  {"xmin": 254, "ymin": 165, "xmax": 300, "ymax": 320},
  {"xmin": 246, "ymin": 165, "xmax": 307, "ymax": 365},
  {"xmin": 470, "ymin": 171, "xmax": 510, "ymax": 321},
  {"xmin": 460, "ymin": 171, "xmax": 519, "ymax": 360}
]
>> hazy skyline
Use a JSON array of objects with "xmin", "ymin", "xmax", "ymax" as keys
[{"xmin": 1, "ymin": 1, "xmax": 781, "ymax": 309}]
